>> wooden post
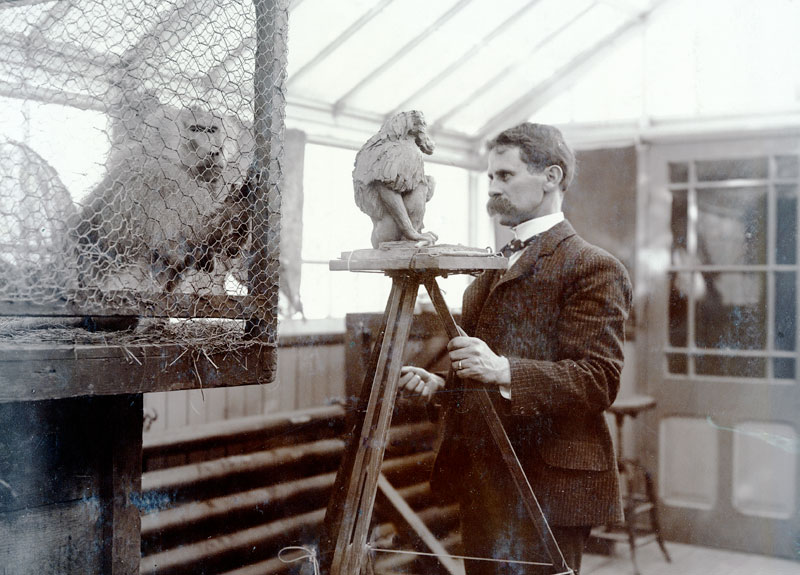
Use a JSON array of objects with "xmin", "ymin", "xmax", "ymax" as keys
[
  {"xmin": 248, "ymin": 0, "xmax": 289, "ymax": 341},
  {"xmin": 0, "ymin": 394, "xmax": 143, "ymax": 575}
]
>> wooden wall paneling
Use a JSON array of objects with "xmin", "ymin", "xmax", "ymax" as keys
[
  {"xmin": 225, "ymin": 385, "xmax": 248, "ymax": 421},
  {"xmin": 262, "ymin": 379, "xmax": 281, "ymax": 414},
  {"xmin": 323, "ymin": 345, "xmax": 346, "ymax": 406},
  {"xmin": 165, "ymin": 389, "xmax": 188, "ymax": 430},
  {"xmin": 277, "ymin": 346, "xmax": 298, "ymax": 411},
  {"xmin": 244, "ymin": 384, "xmax": 264, "ymax": 417},
  {"xmin": 145, "ymin": 391, "xmax": 168, "ymax": 433},
  {"xmin": 142, "ymin": 336, "xmax": 346, "ymax": 431},
  {"xmin": 299, "ymin": 344, "xmax": 335, "ymax": 409},
  {"xmin": 163, "ymin": 390, "xmax": 189, "ymax": 467},
  {"xmin": 204, "ymin": 386, "xmax": 228, "ymax": 424},
  {"xmin": 186, "ymin": 389, "xmax": 207, "ymax": 427},
  {"xmin": 295, "ymin": 346, "xmax": 315, "ymax": 409}
]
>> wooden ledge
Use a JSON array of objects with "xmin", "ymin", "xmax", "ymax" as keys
[
  {"xmin": 330, "ymin": 243, "xmax": 508, "ymax": 274},
  {"xmin": 0, "ymin": 340, "xmax": 276, "ymax": 403}
]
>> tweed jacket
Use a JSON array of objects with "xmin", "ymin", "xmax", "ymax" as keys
[{"xmin": 431, "ymin": 220, "xmax": 632, "ymax": 526}]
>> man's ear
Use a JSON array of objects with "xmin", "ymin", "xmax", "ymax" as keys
[{"xmin": 543, "ymin": 165, "xmax": 564, "ymax": 192}]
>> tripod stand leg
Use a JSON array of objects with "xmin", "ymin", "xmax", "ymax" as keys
[
  {"xmin": 424, "ymin": 277, "xmax": 572, "ymax": 575},
  {"xmin": 320, "ymin": 284, "xmax": 394, "ymax": 569},
  {"xmin": 326, "ymin": 275, "xmax": 419, "ymax": 575}
]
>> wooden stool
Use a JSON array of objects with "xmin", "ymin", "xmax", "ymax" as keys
[{"xmin": 592, "ymin": 395, "xmax": 671, "ymax": 575}]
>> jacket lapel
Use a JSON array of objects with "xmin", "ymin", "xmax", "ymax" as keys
[{"xmin": 491, "ymin": 219, "xmax": 577, "ymax": 292}]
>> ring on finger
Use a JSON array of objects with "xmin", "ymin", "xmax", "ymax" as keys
[{"xmin": 457, "ymin": 360, "xmax": 462, "ymax": 370}]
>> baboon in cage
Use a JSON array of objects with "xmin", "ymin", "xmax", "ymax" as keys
[{"xmin": 0, "ymin": 0, "xmax": 288, "ymax": 346}]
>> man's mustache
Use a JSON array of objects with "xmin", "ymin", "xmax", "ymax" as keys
[{"xmin": 487, "ymin": 196, "xmax": 515, "ymax": 216}]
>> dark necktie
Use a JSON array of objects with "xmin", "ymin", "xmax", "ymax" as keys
[{"xmin": 499, "ymin": 235, "xmax": 536, "ymax": 258}]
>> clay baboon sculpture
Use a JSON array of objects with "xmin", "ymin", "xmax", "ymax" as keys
[{"xmin": 353, "ymin": 110, "xmax": 438, "ymax": 248}]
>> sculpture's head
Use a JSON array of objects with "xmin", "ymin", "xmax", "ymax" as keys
[{"xmin": 382, "ymin": 110, "xmax": 435, "ymax": 155}]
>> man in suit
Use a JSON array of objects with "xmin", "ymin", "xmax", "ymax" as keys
[{"xmin": 400, "ymin": 122, "xmax": 632, "ymax": 574}]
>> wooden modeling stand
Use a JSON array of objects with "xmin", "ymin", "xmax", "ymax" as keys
[{"xmin": 323, "ymin": 245, "xmax": 573, "ymax": 575}]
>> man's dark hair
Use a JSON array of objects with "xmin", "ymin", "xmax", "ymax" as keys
[{"xmin": 487, "ymin": 122, "xmax": 576, "ymax": 191}]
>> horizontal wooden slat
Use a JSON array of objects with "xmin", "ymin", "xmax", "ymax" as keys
[
  {"xmin": 141, "ymin": 472, "xmax": 335, "ymax": 540},
  {"xmin": 142, "ymin": 438, "xmax": 344, "ymax": 494},
  {"xmin": 0, "ymin": 292, "xmax": 272, "ymax": 319},
  {"xmin": 143, "ymin": 404, "xmax": 346, "ymax": 458},
  {"xmin": 139, "ymin": 508, "xmax": 326, "ymax": 575},
  {"xmin": 141, "ymin": 504, "xmax": 460, "ymax": 575},
  {"xmin": 138, "ymin": 404, "xmax": 448, "ymax": 575},
  {"xmin": 0, "ymin": 342, "xmax": 275, "ymax": 402}
]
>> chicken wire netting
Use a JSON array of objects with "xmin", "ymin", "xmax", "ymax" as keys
[{"xmin": 0, "ymin": 0, "xmax": 287, "ymax": 350}]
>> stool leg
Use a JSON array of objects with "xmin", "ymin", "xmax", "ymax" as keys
[
  {"xmin": 623, "ymin": 467, "xmax": 642, "ymax": 575},
  {"xmin": 644, "ymin": 469, "xmax": 671, "ymax": 563}
]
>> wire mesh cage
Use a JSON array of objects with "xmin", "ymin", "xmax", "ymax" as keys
[{"xmin": 0, "ymin": 0, "xmax": 287, "ymax": 393}]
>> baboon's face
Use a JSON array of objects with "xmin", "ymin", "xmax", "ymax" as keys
[
  {"xmin": 177, "ymin": 109, "xmax": 228, "ymax": 182},
  {"xmin": 409, "ymin": 113, "xmax": 434, "ymax": 155}
]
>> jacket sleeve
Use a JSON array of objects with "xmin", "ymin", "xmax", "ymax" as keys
[{"xmin": 507, "ymin": 250, "xmax": 632, "ymax": 418}]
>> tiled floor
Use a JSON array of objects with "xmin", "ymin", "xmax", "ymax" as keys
[{"xmin": 583, "ymin": 541, "xmax": 800, "ymax": 575}]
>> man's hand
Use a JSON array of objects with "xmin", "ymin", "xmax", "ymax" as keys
[
  {"xmin": 398, "ymin": 366, "xmax": 444, "ymax": 400},
  {"xmin": 448, "ymin": 332, "xmax": 511, "ymax": 385}
]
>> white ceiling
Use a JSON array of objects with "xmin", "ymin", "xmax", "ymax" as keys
[{"xmin": 1, "ymin": 0, "xmax": 799, "ymax": 166}]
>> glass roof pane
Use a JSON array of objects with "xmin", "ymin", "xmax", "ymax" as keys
[
  {"xmin": 348, "ymin": 0, "xmax": 531, "ymax": 113},
  {"xmin": 606, "ymin": 0, "xmax": 656, "ymax": 13},
  {"xmin": 554, "ymin": 32, "xmax": 644, "ymax": 123},
  {"xmin": 642, "ymin": 0, "xmax": 697, "ymax": 119},
  {"xmin": 444, "ymin": 3, "xmax": 626, "ymax": 134},
  {"xmin": 287, "ymin": 0, "xmax": 384, "ymax": 78},
  {"xmin": 692, "ymin": 0, "xmax": 800, "ymax": 117},
  {"xmin": 415, "ymin": 0, "xmax": 593, "ymax": 127},
  {"xmin": 290, "ymin": 0, "xmax": 465, "ymax": 103}
]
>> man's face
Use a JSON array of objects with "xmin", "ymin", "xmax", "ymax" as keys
[{"xmin": 486, "ymin": 146, "xmax": 549, "ymax": 227}]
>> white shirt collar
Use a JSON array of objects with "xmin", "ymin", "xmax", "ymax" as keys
[
  {"xmin": 505, "ymin": 212, "xmax": 565, "ymax": 268},
  {"xmin": 512, "ymin": 211, "xmax": 565, "ymax": 242}
]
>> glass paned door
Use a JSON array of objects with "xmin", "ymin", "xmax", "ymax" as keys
[{"xmin": 643, "ymin": 137, "xmax": 800, "ymax": 558}]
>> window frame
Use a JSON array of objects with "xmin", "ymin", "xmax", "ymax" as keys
[{"xmin": 662, "ymin": 149, "xmax": 800, "ymax": 385}]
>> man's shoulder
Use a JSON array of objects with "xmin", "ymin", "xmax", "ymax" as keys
[{"xmin": 558, "ymin": 230, "xmax": 630, "ymax": 280}]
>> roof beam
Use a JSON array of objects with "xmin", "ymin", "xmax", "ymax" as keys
[
  {"xmin": 431, "ymin": 1, "xmax": 596, "ymax": 131},
  {"xmin": 331, "ymin": 0, "xmax": 476, "ymax": 114},
  {"xmin": 284, "ymin": 95, "xmax": 484, "ymax": 169},
  {"xmin": 476, "ymin": 0, "xmax": 670, "ymax": 140},
  {"xmin": 287, "ymin": 0, "xmax": 396, "ymax": 89},
  {"xmin": 388, "ymin": 0, "xmax": 544, "ymax": 118}
]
